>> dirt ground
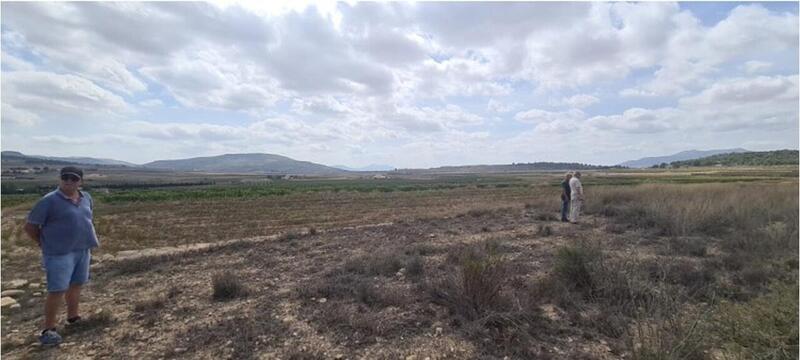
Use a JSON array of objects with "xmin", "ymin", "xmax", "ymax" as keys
[{"xmin": 0, "ymin": 204, "xmax": 636, "ymax": 359}]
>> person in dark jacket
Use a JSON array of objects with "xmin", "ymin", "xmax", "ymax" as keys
[{"xmin": 560, "ymin": 172, "xmax": 572, "ymax": 222}]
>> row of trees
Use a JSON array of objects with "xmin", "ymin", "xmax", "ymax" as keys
[{"xmin": 653, "ymin": 150, "xmax": 799, "ymax": 168}]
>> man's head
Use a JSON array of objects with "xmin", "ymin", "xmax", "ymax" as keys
[
  {"xmin": 565, "ymin": 172, "xmax": 573, "ymax": 180},
  {"xmin": 573, "ymin": 171, "xmax": 582, "ymax": 178},
  {"xmin": 59, "ymin": 166, "xmax": 83, "ymax": 192}
]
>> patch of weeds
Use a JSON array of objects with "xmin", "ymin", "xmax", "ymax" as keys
[
  {"xmin": 169, "ymin": 304, "xmax": 286, "ymax": 360},
  {"xmin": 604, "ymin": 223, "xmax": 628, "ymax": 234},
  {"xmin": 627, "ymin": 298, "xmax": 713, "ymax": 360},
  {"xmin": 536, "ymin": 225, "xmax": 553, "ymax": 237},
  {"xmin": 278, "ymin": 231, "xmax": 303, "ymax": 242},
  {"xmin": 663, "ymin": 237, "xmax": 708, "ymax": 257},
  {"xmin": 344, "ymin": 250, "xmax": 405, "ymax": 276},
  {"xmin": 712, "ymin": 282, "xmax": 798, "ymax": 359},
  {"xmin": 297, "ymin": 272, "xmax": 361, "ymax": 300},
  {"xmin": 134, "ymin": 296, "xmax": 166, "ymax": 313},
  {"xmin": 405, "ymin": 243, "xmax": 439, "ymax": 256},
  {"xmin": 405, "ymin": 254, "xmax": 425, "ymax": 279},
  {"xmin": 62, "ymin": 308, "xmax": 115, "ymax": 336},
  {"xmin": 212, "ymin": 271, "xmax": 249, "ymax": 301},
  {"xmin": 430, "ymin": 241, "xmax": 510, "ymax": 321},
  {"xmin": 468, "ymin": 208, "xmax": 492, "ymax": 218},
  {"xmin": 286, "ymin": 349, "xmax": 326, "ymax": 360},
  {"xmin": 553, "ymin": 242, "xmax": 601, "ymax": 294},
  {"xmin": 534, "ymin": 212, "xmax": 558, "ymax": 221}
]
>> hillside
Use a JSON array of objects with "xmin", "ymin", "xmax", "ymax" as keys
[
  {"xmin": 1, "ymin": 151, "xmax": 135, "ymax": 168},
  {"xmin": 143, "ymin": 153, "xmax": 348, "ymax": 175},
  {"xmin": 619, "ymin": 148, "xmax": 749, "ymax": 168},
  {"xmin": 669, "ymin": 150, "xmax": 799, "ymax": 167}
]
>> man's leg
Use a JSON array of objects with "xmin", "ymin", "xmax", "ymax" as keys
[
  {"xmin": 44, "ymin": 292, "xmax": 64, "ymax": 330},
  {"xmin": 65, "ymin": 284, "xmax": 81, "ymax": 320}
]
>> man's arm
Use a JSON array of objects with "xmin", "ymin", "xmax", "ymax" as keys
[{"xmin": 24, "ymin": 223, "xmax": 42, "ymax": 248}]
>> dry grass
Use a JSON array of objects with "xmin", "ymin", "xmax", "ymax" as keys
[{"xmin": 1, "ymin": 173, "xmax": 797, "ymax": 359}]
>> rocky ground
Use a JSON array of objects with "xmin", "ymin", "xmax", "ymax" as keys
[{"xmin": 1, "ymin": 206, "xmax": 638, "ymax": 359}]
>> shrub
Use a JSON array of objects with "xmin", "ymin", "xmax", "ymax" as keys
[
  {"xmin": 534, "ymin": 212, "xmax": 558, "ymax": 221},
  {"xmin": 712, "ymin": 282, "xmax": 799, "ymax": 359},
  {"xmin": 536, "ymin": 224, "xmax": 553, "ymax": 236},
  {"xmin": 344, "ymin": 251, "xmax": 405, "ymax": 276},
  {"xmin": 553, "ymin": 242, "xmax": 601, "ymax": 294},
  {"xmin": 134, "ymin": 296, "xmax": 166, "ymax": 313},
  {"xmin": 405, "ymin": 254, "xmax": 425, "ymax": 278},
  {"xmin": 212, "ymin": 271, "xmax": 248, "ymax": 301},
  {"xmin": 663, "ymin": 237, "xmax": 708, "ymax": 257},
  {"xmin": 430, "ymin": 241, "xmax": 509, "ymax": 321}
]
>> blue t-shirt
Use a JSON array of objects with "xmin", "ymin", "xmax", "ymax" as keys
[{"xmin": 27, "ymin": 189, "xmax": 100, "ymax": 255}]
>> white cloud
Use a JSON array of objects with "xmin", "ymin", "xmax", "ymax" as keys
[
  {"xmin": 1, "ymin": 71, "xmax": 130, "ymax": 119},
  {"xmin": 744, "ymin": 61, "xmax": 772, "ymax": 75},
  {"xmin": 487, "ymin": 98, "xmax": 516, "ymax": 113},
  {"xmin": 1, "ymin": 52, "xmax": 35, "ymax": 71},
  {"xmin": 587, "ymin": 108, "xmax": 679, "ymax": 133},
  {"xmin": 1, "ymin": 104, "xmax": 41, "ymax": 126},
  {"xmin": 138, "ymin": 99, "xmax": 164, "ymax": 108},
  {"xmin": 1, "ymin": 2, "xmax": 797, "ymax": 167},
  {"xmin": 553, "ymin": 94, "xmax": 599, "ymax": 109}
]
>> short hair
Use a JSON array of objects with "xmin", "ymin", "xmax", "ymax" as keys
[
  {"xmin": 565, "ymin": 172, "xmax": 573, "ymax": 179},
  {"xmin": 573, "ymin": 171, "xmax": 582, "ymax": 177}
]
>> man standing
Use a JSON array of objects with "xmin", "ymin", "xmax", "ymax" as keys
[
  {"xmin": 560, "ymin": 172, "xmax": 572, "ymax": 222},
  {"xmin": 568, "ymin": 171, "xmax": 584, "ymax": 223},
  {"xmin": 24, "ymin": 166, "xmax": 99, "ymax": 346}
]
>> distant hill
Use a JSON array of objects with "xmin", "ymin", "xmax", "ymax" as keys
[
  {"xmin": 143, "ymin": 153, "xmax": 348, "ymax": 175},
  {"xmin": 1, "ymin": 151, "xmax": 136, "ymax": 167},
  {"xmin": 394, "ymin": 162, "xmax": 615, "ymax": 174},
  {"xmin": 333, "ymin": 164, "xmax": 395, "ymax": 172},
  {"xmin": 619, "ymin": 148, "xmax": 749, "ymax": 168},
  {"xmin": 669, "ymin": 150, "xmax": 799, "ymax": 167}
]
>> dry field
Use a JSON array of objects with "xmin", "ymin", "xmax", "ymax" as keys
[{"xmin": 0, "ymin": 170, "xmax": 797, "ymax": 359}]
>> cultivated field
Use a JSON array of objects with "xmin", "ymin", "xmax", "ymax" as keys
[{"xmin": 1, "ymin": 167, "xmax": 797, "ymax": 359}]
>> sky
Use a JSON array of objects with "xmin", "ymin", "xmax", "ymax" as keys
[{"xmin": 1, "ymin": 1, "xmax": 798, "ymax": 168}]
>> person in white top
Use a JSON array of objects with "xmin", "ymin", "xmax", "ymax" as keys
[{"xmin": 568, "ymin": 171, "xmax": 584, "ymax": 223}]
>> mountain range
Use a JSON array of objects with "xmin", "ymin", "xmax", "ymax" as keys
[
  {"xmin": 618, "ymin": 148, "xmax": 750, "ymax": 168},
  {"xmin": 143, "ymin": 153, "xmax": 347, "ymax": 175},
  {"xmin": 3, "ymin": 148, "xmax": 788, "ymax": 175}
]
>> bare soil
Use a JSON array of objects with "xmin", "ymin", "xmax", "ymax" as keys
[{"xmin": 1, "ymin": 205, "xmax": 633, "ymax": 359}]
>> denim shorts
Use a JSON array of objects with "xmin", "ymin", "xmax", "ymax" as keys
[{"xmin": 42, "ymin": 249, "xmax": 91, "ymax": 293}]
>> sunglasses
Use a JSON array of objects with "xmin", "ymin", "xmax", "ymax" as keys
[{"xmin": 60, "ymin": 174, "xmax": 81, "ymax": 182}]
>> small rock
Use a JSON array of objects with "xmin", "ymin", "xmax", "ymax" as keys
[
  {"xmin": 174, "ymin": 347, "xmax": 187, "ymax": 353},
  {"xmin": 1, "ymin": 290, "xmax": 25, "ymax": 297},
  {"xmin": 318, "ymin": 298, "xmax": 327, "ymax": 304},
  {"xmin": 28, "ymin": 283, "xmax": 40, "ymax": 289},
  {"xmin": 1, "ymin": 297, "xmax": 18, "ymax": 308},
  {"xmin": 428, "ymin": 234, "xmax": 436, "ymax": 238},
  {"xmin": 334, "ymin": 355, "xmax": 344, "ymax": 359},
  {"xmin": 4, "ymin": 279, "xmax": 28, "ymax": 289},
  {"xmin": 435, "ymin": 327, "xmax": 443, "ymax": 336},
  {"xmin": 32, "ymin": 292, "xmax": 41, "ymax": 296},
  {"xmin": 405, "ymin": 356, "xmax": 417, "ymax": 360}
]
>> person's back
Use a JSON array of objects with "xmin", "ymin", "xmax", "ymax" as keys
[
  {"xmin": 560, "ymin": 173, "xmax": 572, "ymax": 222},
  {"xmin": 568, "ymin": 172, "xmax": 584, "ymax": 223},
  {"xmin": 569, "ymin": 176, "xmax": 583, "ymax": 200}
]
